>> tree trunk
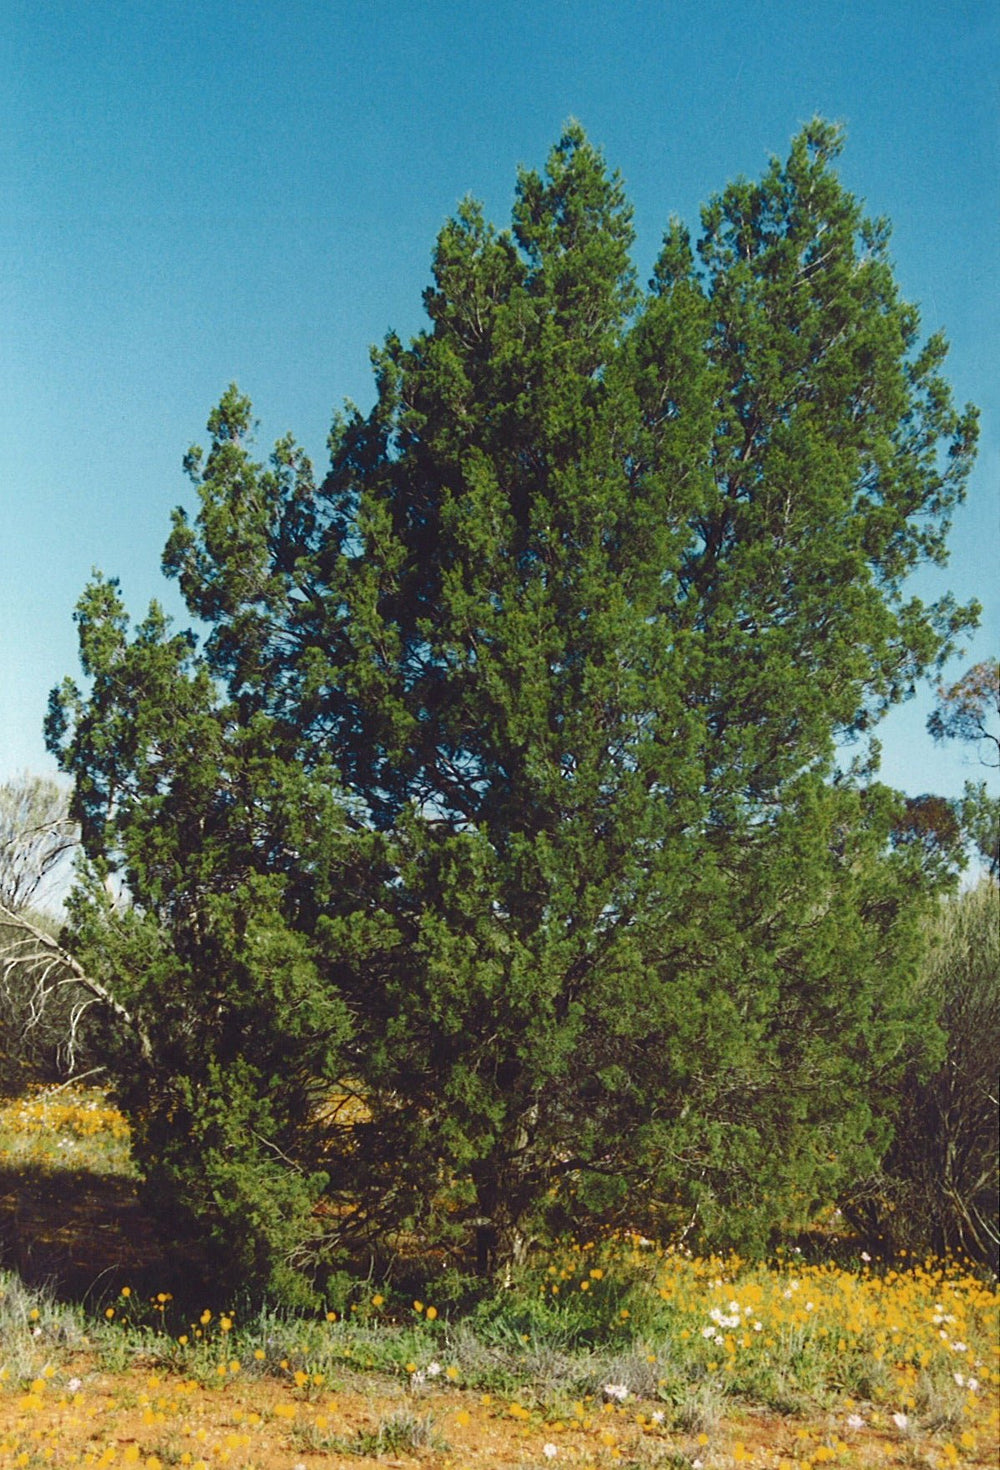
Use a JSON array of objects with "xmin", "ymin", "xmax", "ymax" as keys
[{"xmin": 472, "ymin": 1132, "xmax": 534, "ymax": 1283}]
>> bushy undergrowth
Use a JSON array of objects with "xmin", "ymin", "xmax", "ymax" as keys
[
  {"xmin": 0, "ymin": 1271, "xmax": 89, "ymax": 1384},
  {"xmin": 842, "ymin": 880, "xmax": 999, "ymax": 1271}
]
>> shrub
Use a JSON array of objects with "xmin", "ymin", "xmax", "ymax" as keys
[{"xmin": 843, "ymin": 880, "xmax": 999, "ymax": 1270}]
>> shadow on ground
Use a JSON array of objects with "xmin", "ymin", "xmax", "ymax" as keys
[{"xmin": 0, "ymin": 1162, "xmax": 169, "ymax": 1304}]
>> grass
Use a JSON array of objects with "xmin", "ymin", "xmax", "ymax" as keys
[
  {"xmin": 295, "ymin": 1406, "xmax": 447, "ymax": 1457},
  {"xmin": 0, "ymin": 1085, "xmax": 997, "ymax": 1468}
]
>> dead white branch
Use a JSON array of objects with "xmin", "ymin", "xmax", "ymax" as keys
[{"xmin": 0, "ymin": 901, "xmax": 152, "ymax": 1065}]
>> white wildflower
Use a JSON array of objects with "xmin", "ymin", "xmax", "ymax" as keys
[
  {"xmin": 846, "ymin": 1413, "xmax": 864, "ymax": 1430},
  {"xmin": 892, "ymin": 1411, "xmax": 909, "ymax": 1431},
  {"xmin": 603, "ymin": 1383, "xmax": 629, "ymax": 1402},
  {"xmin": 543, "ymin": 1445, "xmax": 558, "ymax": 1460},
  {"xmin": 709, "ymin": 1306, "xmax": 739, "ymax": 1328}
]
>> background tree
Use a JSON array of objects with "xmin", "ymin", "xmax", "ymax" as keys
[
  {"xmin": 888, "ymin": 793, "xmax": 965, "ymax": 884},
  {"xmin": 927, "ymin": 658, "xmax": 999, "ymax": 874},
  {"xmin": 956, "ymin": 781, "xmax": 1000, "ymax": 878},
  {"xmin": 928, "ymin": 658, "xmax": 1000, "ymax": 767},
  {"xmin": 49, "ymin": 121, "xmax": 979, "ymax": 1294},
  {"xmin": 0, "ymin": 895, "xmax": 145, "ymax": 1094},
  {"xmin": 0, "ymin": 773, "xmax": 76, "ymax": 913},
  {"xmin": 0, "ymin": 774, "xmax": 87, "ymax": 1089}
]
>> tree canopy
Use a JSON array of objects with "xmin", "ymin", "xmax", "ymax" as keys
[{"xmin": 47, "ymin": 121, "xmax": 980, "ymax": 1299}]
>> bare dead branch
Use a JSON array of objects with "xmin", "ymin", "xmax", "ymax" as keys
[{"xmin": 0, "ymin": 901, "xmax": 152, "ymax": 1064}]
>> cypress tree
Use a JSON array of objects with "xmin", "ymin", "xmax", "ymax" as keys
[{"xmin": 49, "ymin": 122, "xmax": 978, "ymax": 1291}]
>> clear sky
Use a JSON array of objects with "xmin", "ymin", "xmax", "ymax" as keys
[{"xmin": 2, "ymin": 0, "xmax": 997, "ymax": 805}]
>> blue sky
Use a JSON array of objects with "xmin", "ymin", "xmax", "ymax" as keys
[{"xmin": 2, "ymin": 0, "xmax": 997, "ymax": 804}]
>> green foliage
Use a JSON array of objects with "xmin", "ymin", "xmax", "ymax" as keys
[
  {"xmin": 47, "ymin": 609, "xmax": 355, "ymax": 1303},
  {"xmin": 957, "ymin": 780, "xmax": 1000, "ymax": 878},
  {"xmin": 471, "ymin": 1259, "xmax": 655, "ymax": 1352},
  {"xmin": 47, "ymin": 121, "xmax": 979, "ymax": 1298},
  {"xmin": 842, "ymin": 880, "xmax": 1000, "ymax": 1270}
]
